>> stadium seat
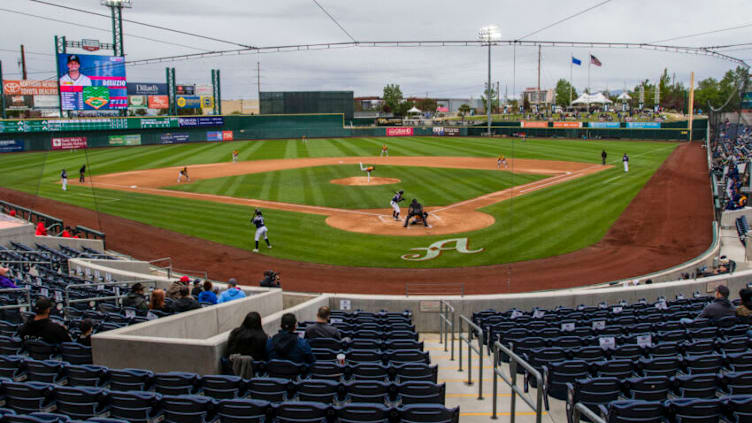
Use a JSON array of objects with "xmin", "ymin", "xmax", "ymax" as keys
[
  {"xmin": 154, "ymin": 372, "xmax": 202, "ymax": 396},
  {"xmin": 385, "ymin": 339, "xmax": 424, "ymax": 351},
  {"xmin": 108, "ymin": 368, "xmax": 154, "ymax": 392},
  {"xmin": 247, "ymin": 377, "xmax": 290, "ymax": 403},
  {"xmin": 53, "ymin": 386, "xmax": 110, "ymax": 420},
  {"xmin": 565, "ymin": 377, "xmax": 621, "ymax": 423},
  {"xmin": 723, "ymin": 395, "xmax": 752, "ymax": 423},
  {"xmin": 307, "ymin": 362, "xmax": 345, "ymax": 382},
  {"xmin": 273, "ymin": 401, "xmax": 330, "ymax": 423},
  {"xmin": 350, "ymin": 339, "xmax": 382, "ymax": 351},
  {"xmin": 65, "ymin": 364, "xmax": 108, "ymax": 388},
  {"xmin": 542, "ymin": 360, "xmax": 591, "ymax": 406},
  {"xmin": 349, "ymin": 350, "xmax": 384, "ymax": 365},
  {"xmin": 664, "ymin": 397, "xmax": 723, "ymax": 423},
  {"xmin": 591, "ymin": 359, "xmax": 634, "ymax": 379},
  {"xmin": 0, "ymin": 355, "xmax": 27, "ymax": 381},
  {"xmin": 683, "ymin": 353, "xmax": 725, "ymax": 375},
  {"xmin": 621, "ymin": 376, "xmax": 671, "ymax": 401},
  {"xmin": 161, "ymin": 394, "xmax": 216, "ymax": 423},
  {"xmin": 725, "ymin": 351, "xmax": 752, "ymax": 372},
  {"xmin": 395, "ymin": 381, "xmax": 445, "ymax": 405},
  {"xmin": 3, "ymin": 381, "xmax": 56, "ymax": 414},
  {"xmin": 398, "ymin": 404, "xmax": 459, "ymax": 423},
  {"xmin": 718, "ymin": 371, "xmax": 752, "ymax": 396},
  {"xmin": 334, "ymin": 402, "xmax": 392, "ymax": 423},
  {"xmin": 350, "ymin": 363, "xmax": 390, "ymax": 382},
  {"xmin": 394, "ymin": 363, "xmax": 438, "ymax": 384},
  {"xmin": 718, "ymin": 336, "xmax": 750, "ymax": 354},
  {"xmin": 637, "ymin": 357, "xmax": 681, "ymax": 377},
  {"xmin": 598, "ymin": 400, "xmax": 664, "ymax": 423},
  {"xmin": 202, "ymin": 375, "xmax": 248, "ymax": 400},
  {"xmin": 59, "ymin": 343, "xmax": 92, "ymax": 366},
  {"xmin": 610, "ymin": 345, "xmax": 644, "ymax": 361},
  {"xmin": 343, "ymin": 380, "xmax": 390, "ymax": 404},
  {"xmin": 386, "ymin": 350, "xmax": 429, "ymax": 365},
  {"xmin": 25, "ymin": 360, "xmax": 67, "ymax": 385},
  {"xmin": 310, "ymin": 348, "xmax": 341, "ymax": 362},
  {"xmin": 23, "ymin": 340, "xmax": 58, "ymax": 361},
  {"xmin": 216, "ymin": 398, "xmax": 270, "ymax": 423},
  {"xmin": 679, "ymin": 339, "xmax": 716, "ymax": 356},
  {"xmin": 5, "ymin": 412, "xmax": 70, "ymax": 423},
  {"xmin": 671, "ymin": 373, "xmax": 719, "ymax": 399},
  {"xmin": 295, "ymin": 379, "xmax": 340, "ymax": 404},
  {"xmin": 108, "ymin": 390, "xmax": 164, "ymax": 423},
  {"xmin": 265, "ymin": 360, "xmax": 306, "ymax": 381},
  {"xmin": 0, "ymin": 336, "xmax": 24, "ymax": 355}
]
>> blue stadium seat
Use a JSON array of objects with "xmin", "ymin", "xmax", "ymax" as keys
[
  {"xmin": 247, "ymin": 377, "xmax": 290, "ymax": 403},
  {"xmin": 310, "ymin": 348, "xmax": 341, "ymax": 362},
  {"xmin": 394, "ymin": 363, "xmax": 438, "ymax": 384},
  {"xmin": 25, "ymin": 360, "xmax": 67, "ymax": 385},
  {"xmin": 65, "ymin": 365, "xmax": 108, "ymax": 388},
  {"xmin": 679, "ymin": 339, "xmax": 715, "ymax": 356},
  {"xmin": 722, "ymin": 395, "xmax": 752, "ymax": 423},
  {"xmin": 334, "ymin": 402, "xmax": 392, "ymax": 423},
  {"xmin": 265, "ymin": 360, "xmax": 306, "ymax": 381},
  {"xmin": 23, "ymin": 340, "xmax": 58, "ymax": 361},
  {"xmin": 5, "ymin": 412, "xmax": 70, "ymax": 423},
  {"xmin": 569, "ymin": 346, "xmax": 607, "ymax": 363},
  {"xmin": 598, "ymin": 400, "xmax": 664, "ymax": 423},
  {"xmin": 718, "ymin": 336, "xmax": 750, "ymax": 354},
  {"xmin": 108, "ymin": 390, "xmax": 164, "ymax": 423},
  {"xmin": 395, "ymin": 381, "xmax": 445, "ymax": 405},
  {"xmin": 295, "ymin": 379, "xmax": 340, "ymax": 404},
  {"xmin": 273, "ymin": 401, "xmax": 330, "ymax": 423},
  {"xmin": 349, "ymin": 363, "xmax": 390, "ymax": 382},
  {"xmin": 622, "ymin": 376, "xmax": 671, "ymax": 401},
  {"xmin": 307, "ymin": 362, "xmax": 345, "ymax": 382},
  {"xmin": 386, "ymin": 350, "xmax": 429, "ymax": 365},
  {"xmin": 53, "ymin": 386, "xmax": 110, "ymax": 420},
  {"xmin": 543, "ymin": 360, "xmax": 591, "ymax": 406},
  {"xmin": 664, "ymin": 397, "xmax": 723, "ymax": 423},
  {"xmin": 215, "ymin": 398, "xmax": 270, "ymax": 423},
  {"xmin": 59, "ymin": 343, "xmax": 92, "ymax": 366},
  {"xmin": 718, "ymin": 371, "xmax": 752, "ymax": 396},
  {"xmin": 154, "ymin": 372, "xmax": 202, "ymax": 396},
  {"xmin": 671, "ymin": 374, "xmax": 719, "ymax": 399},
  {"xmin": 350, "ymin": 339, "xmax": 382, "ymax": 351},
  {"xmin": 108, "ymin": 368, "xmax": 154, "ymax": 392},
  {"xmin": 638, "ymin": 357, "xmax": 681, "ymax": 378},
  {"xmin": 591, "ymin": 359, "xmax": 634, "ymax": 379},
  {"xmin": 161, "ymin": 394, "xmax": 217, "ymax": 423},
  {"xmin": 384, "ymin": 339, "xmax": 423, "ymax": 351},
  {"xmin": 398, "ymin": 404, "xmax": 459, "ymax": 423},
  {"xmin": 565, "ymin": 377, "xmax": 621, "ymax": 423},
  {"xmin": 202, "ymin": 375, "xmax": 248, "ymax": 400},
  {"xmin": 3, "ymin": 381, "xmax": 56, "ymax": 414},
  {"xmin": 725, "ymin": 352, "xmax": 752, "ymax": 372},
  {"xmin": 307, "ymin": 338, "xmax": 347, "ymax": 351},
  {"xmin": 610, "ymin": 345, "xmax": 644, "ymax": 361},
  {"xmin": 349, "ymin": 350, "xmax": 384, "ymax": 365},
  {"xmin": 0, "ymin": 336, "xmax": 24, "ymax": 355},
  {"xmin": 0, "ymin": 355, "xmax": 27, "ymax": 381},
  {"xmin": 343, "ymin": 380, "xmax": 390, "ymax": 404},
  {"xmin": 683, "ymin": 353, "xmax": 725, "ymax": 375}
]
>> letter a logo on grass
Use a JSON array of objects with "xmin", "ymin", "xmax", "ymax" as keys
[{"xmin": 401, "ymin": 238, "xmax": 484, "ymax": 261}]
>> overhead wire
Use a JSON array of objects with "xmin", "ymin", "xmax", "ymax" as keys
[
  {"xmin": 516, "ymin": 0, "xmax": 615, "ymax": 40},
  {"xmin": 652, "ymin": 22, "xmax": 752, "ymax": 44},
  {"xmin": 310, "ymin": 0, "xmax": 357, "ymax": 42}
]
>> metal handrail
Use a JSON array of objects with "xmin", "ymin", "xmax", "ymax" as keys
[
  {"xmin": 492, "ymin": 341, "xmax": 543, "ymax": 423},
  {"xmin": 63, "ymin": 280, "xmax": 157, "ymax": 319},
  {"xmin": 147, "ymin": 257, "xmax": 172, "ymax": 278},
  {"xmin": 405, "ymin": 283, "xmax": 464, "ymax": 296},
  {"xmin": 458, "ymin": 314, "xmax": 484, "ymax": 399},
  {"xmin": 439, "ymin": 300, "xmax": 455, "ymax": 361},
  {"xmin": 75, "ymin": 225, "xmax": 106, "ymax": 248},
  {"xmin": 0, "ymin": 287, "xmax": 31, "ymax": 311},
  {"xmin": 572, "ymin": 403, "xmax": 606, "ymax": 423}
]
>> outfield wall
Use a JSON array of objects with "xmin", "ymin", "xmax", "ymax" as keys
[{"xmin": 0, "ymin": 114, "xmax": 706, "ymax": 153}]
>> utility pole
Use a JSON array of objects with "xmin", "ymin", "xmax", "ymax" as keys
[
  {"xmin": 537, "ymin": 45, "xmax": 541, "ymax": 92},
  {"xmin": 20, "ymin": 45, "xmax": 27, "ymax": 80},
  {"xmin": 257, "ymin": 61, "xmax": 261, "ymax": 99}
]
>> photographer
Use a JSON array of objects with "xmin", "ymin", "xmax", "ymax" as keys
[{"xmin": 260, "ymin": 270, "xmax": 281, "ymax": 288}]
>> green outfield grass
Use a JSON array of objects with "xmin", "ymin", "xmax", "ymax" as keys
[
  {"xmin": 166, "ymin": 165, "xmax": 548, "ymax": 209},
  {"xmin": 0, "ymin": 136, "xmax": 677, "ymax": 268}
]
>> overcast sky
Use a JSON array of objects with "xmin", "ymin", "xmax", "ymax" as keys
[{"xmin": 0, "ymin": 0, "xmax": 749, "ymax": 99}]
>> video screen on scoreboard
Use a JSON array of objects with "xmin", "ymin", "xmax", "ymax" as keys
[{"xmin": 57, "ymin": 53, "xmax": 127, "ymax": 111}]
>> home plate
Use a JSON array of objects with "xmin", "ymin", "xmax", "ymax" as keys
[{"xmin": 130, "ymin": 185, "xmax": 137, "ymax": 188}]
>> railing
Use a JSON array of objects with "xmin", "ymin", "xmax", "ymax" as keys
[
  {"xmin": 405, "ymin": 283, "xmax": 464, "ymax": 296},
  {"xmin": 1, "ymin": 200, "xmax": 65, "ymax": 234},
  {"xmin": 572, "ymin": 403, "xmax": 606, "ymax": 423},
  {"xmin": 458, "ymin": 314, "xmax": 484, "ymax": 400},
  {"xmin": 438, "ymin": 300, "xmax": 455, "ymax": 361},
  {"xmin": 0, "ymin": 287, "xmax": 31, "ymax": 312},
  {"xmin": 492, "ymin": 341, "xmax": 543, "ymax": 423},
  {"xmin": 75, "ymin": 225, "xmax": 106, "ymax": 248},
  {"xmin": 147, "ymin": 257, "xmax": 172, "ymax": 278},
  {"xmin": 63, "ymin": 280, "xmax": 158, "ymax": 319}
]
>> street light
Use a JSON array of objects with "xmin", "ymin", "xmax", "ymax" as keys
[{"xmin": 479, "ymin": 25, "xmax": 501, "ymax": 137}]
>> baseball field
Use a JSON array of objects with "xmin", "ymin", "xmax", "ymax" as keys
[{"xmin": 2, "ymin": 136, "xmax": 678, "ymax": 269}]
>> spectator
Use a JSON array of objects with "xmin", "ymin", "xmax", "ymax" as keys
[
  {"xmin": 198, "ymin": 281, "xmax": 218, "ymax": 305},
  {"xmin": 174, "ymin": 286, "xmax": 201, "ymax": 313},
  {"xmin": 77, "ymin": 319, "xmax": 94, "ymax": 347},
  {"xmin": 226, "ymin": 311, "xmax": 268, "ymax": 360},
  {"xmin": 35, "ymin": 222, "xmax": 47, "ymax": 236},
  {"xmin": 694, "ymin": 285, "xmax": 736, "ymax": 321},
  {"xmin": 304, "ymin": 306, "xmax": 341, "ymax": 340},
  {"xmin": 266, "ymin": 313, "xmax": 314, "ymax": 364},
  {"xmin": 122, "ymin": 283, "xmax": 148, "ymax": 312},
  {"xmin": 0, "ymin": 267, "xmax": 17, "ymax": 289},
  {"xmin": 61, "ymin": 226, "xmax": 73, "ymax": 238},
  {"xmin": 149, "ymin": 289, "xmax": 173, "ymax": 313},
  {"xmin": 260, "ymin": 270, "xmax": 280, "ymax": 288},
  {"xmin": 218, "ymin": 279, "xmax": 246, "ymax": 303},
  {"xmin": 191, "ymin": 279, "xmax": 203, "ymax": 298},
  {"xmin": 736, "ymin": 288, "xmax": 752, "ymax": 318},
  {"xmin": 167, "ymin": 275, "xmax": 190, "ymax": 300},
  {"xmin": 18, "ymin": 297, "xmax": 71, "ymax": 344}
]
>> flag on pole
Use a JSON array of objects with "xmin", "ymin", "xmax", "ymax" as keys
[
  {"xmin": 590, "ymin": 55, "xmax": 602, "ymax": 67},
  {"xmin": 571, "ymin": 56, "xmax": 582, "ymax": 66}
]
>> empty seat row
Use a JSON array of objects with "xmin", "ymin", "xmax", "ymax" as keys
[
  {"xmin": 593, "ymin": 397, "xmax": 752, "ymax": 423},
  {"xmin": 310, "ymin": 348, "xmax": 430, "ymax": 365},
  {"xmin": 308, "ymin": 337, "xmax": 424, "ymax": 352},
  {"xmin": 0, "ymin": 341, "xmax": 92, "ymax": 364}
]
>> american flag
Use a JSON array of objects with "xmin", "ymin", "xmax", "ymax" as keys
[{"xmin": 590, "ymin": 55, "xmax": 602, "ymax": 67}]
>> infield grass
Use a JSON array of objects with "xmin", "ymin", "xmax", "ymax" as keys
[{"xmin": 0, "ymin": 136, "xmax": 677, "ymax": 268}]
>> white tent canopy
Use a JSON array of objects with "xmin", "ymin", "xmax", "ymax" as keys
[
  {"xmin": 617, "ymin": 92, "xmax": 632, "ymax": 101},
  {"xmin": 407, "ymin": 106, "xmax": 422, "ymax": 114},
  {"xmin": 571, "ymin": 92, "xmax": 613, "ymax": 104}
]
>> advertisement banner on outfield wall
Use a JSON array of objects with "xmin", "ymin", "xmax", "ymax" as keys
[
  {"xmin": 521, "ymin": 121, "xmax": 548, "ymax": 128},
  {"xmin": 206, "ymin": 130, "xmax": 233, "ymax": 141},
  {"xmin": 160, "ymin": 133, "xmax": 190, "ymax": 144},
  {"xmin": 127, "ymin": 82, "xmax": 168, "ymax": 96},
  {"xmin": 128, "ymin": 95, "xmax": 147, "ymax": 108},
  {"xmin": 176, "ymin": 95, "xmax": 201, "ymax": 109},
  {"xmin": 148, "ymin": 95, "xmax": 169, "ymax": 109},
  {"xmin": 626, "ymin": 122, "xmax": 661, "ymax": 128},
  {"xmin": 589, "ymin": 122, "xmax": 620, "ymax": 128},
  {"xmin": 109, "ymin": 134, "xmax": 142, "ymax": 146},
  {"xmin": 432, "ymin": 127, "xmax": 460, "ymax": 136},
  {"xmin": 553, "ymin": 121, "xmax": 582, "ymax": 128},
  {"xmin": 0, "ymin": 139, "xmax": 24, "ymax": 153},
  {"xmin": 51, "ymin": 136, "xmax": 87, "ymax": 150},
  {"xmin": 3, "ymin": 80, "xmax": 58, "ymax": 96},
  {"xmin": 178, "ymin": 116, "xmax": 224, "ymax": 128},
  {"xmin": 4, "ymin": 95, "xmax": 33, "ymax": 110},
  {"xmin": 386, "ymin": 127, "xmax": 413, "ymax": 136}
]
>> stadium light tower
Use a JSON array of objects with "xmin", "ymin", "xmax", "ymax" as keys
[
  {"xmin": 478, "ymin": 25, "xmax": 500, "ymax": 136},
  {"xmin": 101, "ymin": 0, "xmax": 132, "ymax": 57}
]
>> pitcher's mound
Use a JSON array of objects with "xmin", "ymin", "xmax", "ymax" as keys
[{"xmin": 331, "ymin": 177, "xmax": 401, "ymax": 186}]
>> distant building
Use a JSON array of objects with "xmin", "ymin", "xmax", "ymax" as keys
[
  {"xmin": 222, "ymin": 99, "xmax": 259, "ymax": 115},
  {"xmin": 523, "ymin": 88, "xmax": 555, "ymax": 107}
]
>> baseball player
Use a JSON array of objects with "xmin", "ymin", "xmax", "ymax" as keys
[
  {"xmin": 251, "ymin": 209, "xmax": 271, "ymax": 252},
  {"xmin": 380, "ymin": 144, "xmax": 389, "ymax": 157},
  {"xmin": 61, "ymin": 169, "xmax": 67, "ymax": 191},
  {"xmin": 177, "ymin": 166, "xmax": 190, "ymax": 183},
  {"xmin": 403, "ymin": 198, "xmax": 430, "ymax": 228},
  {"xmin": 79, "ymin": 164, "xmax": 86, "ymax": 183},
  {"xmin": 232, "ymin": 150, "xmax": 239, "ymax": 163},
  {"xmin": 390, "ymin": 190, "xmax": 405, "ymax": 221},
  {"xmin": 359, "ymin": 162, "xmax": 375, "ymax": 183},
  {"xmin": 622, "ymin": 153, "xmax": 629, "ymax": 172},
  {"xmin": 497, "ymin": 154, "xmax": 508, "ymax": 169}
]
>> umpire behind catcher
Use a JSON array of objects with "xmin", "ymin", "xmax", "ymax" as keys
[{"xmin": 403, "ymin": 198, "xmax": 429, "ymax": 228}]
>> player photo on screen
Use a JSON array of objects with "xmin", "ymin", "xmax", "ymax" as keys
[{"xmin": 57, "ymin": 53, "xmax": 127, "ymax": 111}]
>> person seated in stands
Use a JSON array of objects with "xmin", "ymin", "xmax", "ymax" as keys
[
  {"xmin": 77, "ymin": 319, "xmax": 94, "ymax": 347},
  {"xmin": 174, "ymin": 286, "xmax": 201, "ymax": 313},
  {"xmin": 266, "ymin": 313, "xmax": 314, "ymax": 364},
  {"xmin": 122, "ymin": 283, "xmax": 148, "ymax": 312},
  {"xmin": 61, "ymin": 226, "xmax": 76, "ymax": 238},
  {"xmin": 713, "ymin": 256, "xmax": 734, "ymax": 275},
  {"xmin": 167, "ymin": 275, "xmax": 190, "ymax": 300},
  {"xmin": 149, "ymin": 289, "xmax": 173, "ymax": 313},
  {"xmin": 259, "ymin": 270, "xmax": 280, "ymax": 288},
  {"xmin": 684, "ymin": 285, "xmax": 736, "ymax": 323},
  {"xmin": 304, "ymin": 306, "xmax": 341, "ymax": 340},
  {"xmin": 35, "ymin": 222, "xmax": 47, "ymax": 236},
  {"xmin": 18, "ymin": 297, "xmax": 71, "ymax": 344},
  {"xmin": 198, "ymin": 281, "xmax": 218, "ymax": 305},
  {"xmin": 226, "ymin": 311, "xmax": 268, "ymax": 360},
  {"xmin": 0, "ymin": 267, "xmax": 17, "ymax": 289},
  {"xmin": 218, "ymin": 278, "xmax": 246, "ymax": 303},
  {"xmin": 736, "ymin": 288, "xmax": 752, "ymax": 328},
  {"xmin": 191, "ymin": 279, "xmax": 203, "ymax": 298}
]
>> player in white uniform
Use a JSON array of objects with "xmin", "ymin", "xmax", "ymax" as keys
[
  {"xmin": 59, "ymin": 55, "xmax": 92, "ymax": 87},
  {"xmin": 390, "ymin": 190, "xmax": 404, "ymax": 221},
  {"xmin": 251, "ymin": 209, "xmax": 271, "ymax": 252},
  {"xmin": 61, "ymin": 169, "xmax": 68, "ymax": 191},
  {"xmin": 622, "ymin": 153, "xmax": 629, "ymax": 172}
]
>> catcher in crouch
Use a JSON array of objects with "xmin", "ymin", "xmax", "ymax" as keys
[{"xmin": 403, "ymin": 198, "xmax": 430, "ymax": 228}]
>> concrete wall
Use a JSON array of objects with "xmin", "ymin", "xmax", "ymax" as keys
[
  {"xmin": 92, "ymin": 290, "xmax": 283, "ymax": 375},
  {"xmin": 1, "ymin": 222, "xmax": 105, "ymax": 253},
  {"xmin": 720, "ymin": 208, "xmax": 752, "ymax": 229}
]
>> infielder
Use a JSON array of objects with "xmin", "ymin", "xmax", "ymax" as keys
[
  {"xmin": 359, "ymin": 163, "xmax": 375, "ymax": 183},
  {"xmin": 251, "ymin": 209, "xmax": 271, "ymax": 252},
  {"xmin": 622, "ymin": 153, "xmax": 629, "ymax": 172},
  {"xmin": 177, "ymin": 166, "xmax": 190, "ymax": 183},
  {"xmin": 61, "ymin": 169, "xmax": 68, "ymax": 191},
  {"xmin": 390, "ymin": 190, "xmax": 405, "ymax": 221},
  {"xmin": 497, "ymin": 154, "xmax": 508, "ymax": 169},
  {"xmin": 380, "ymin": 144, "xmax": 389, "ymax": 157},
  {"xmin": 232, "ymin": 150, "xmax": 239, "ymax": 163}
]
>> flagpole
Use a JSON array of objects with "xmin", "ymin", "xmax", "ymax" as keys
[
  {"xmin": 569, "ymin": 53, "xmax": 573, "ymax": 106},
  {"xmin": 588, "ymin": 52, "xmax": 591, "ymax": 94}
]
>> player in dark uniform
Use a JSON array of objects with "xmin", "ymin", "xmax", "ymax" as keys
[
  {"xmin": 251, "ymin": 209, "xmax": 271, "ymax": 253},
  {"xmin": 403, "ymin": 198, "xmax": 429, "ymax": 228},
  {"xmin": 79, "ymin": 164, "xmax": 86, "ymax": 183},
  {"xmin": 390, "ymin": 190, "xmax": 405, "ymax": 221}
]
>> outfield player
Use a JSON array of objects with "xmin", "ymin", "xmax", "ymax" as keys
[
  {"xmin": 359, "ymin": 162, "xmax": 375, "ymax": 183},
  {"xmin": 380, "ymin": 144, "xmax": 389, "ymax": 157},
  {"xmin": 497, "ymin": 154, "xmax": 508, "ymax": 168},
  {"xmin": 61, "ymin": 169, "xmax": 68, "ymax": 191},
  {"xmin": 390, "ymin": 190, "xmax": 405, "ymax": 221},
  {"xmin": 232, "ymin": 150, "xmax": 239, "ymax": 163},
  {"xmin": 622, "ymin": 153, "xmax": 629, "ymax": 172},
  {"xmin": 251, "ymin": 209, "xmax": 272, "ymax": 252}
]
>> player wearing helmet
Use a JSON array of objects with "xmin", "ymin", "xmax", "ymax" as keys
[
  {"xmin": 390, "ymin": 190, "xmax": 405, "ymax": 221},
  {"xmin": 251, "ymin": 209, "xmax": 271, "ymax": 252}
]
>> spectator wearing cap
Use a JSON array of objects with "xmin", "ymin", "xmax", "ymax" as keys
[
  {"xmin": 304, "ymin": 306, "xmax": 341, "ymax": 340},
  {"xmin": 167, "ymin": 276, "xmax": 191, "ymax": 300},
  {"xmin": 174, "ymin": 286, "xmax": 201, "ymax": 313},
  {"xmin": 218, "ymin": 279, "xmax": 246, "ymax": 303},
  {"xmin": 266, "ymin": 313, "xmax": 314, "ymax": 364},
  {"xmin": 696, "ymin": 285, "xmax": 736, "ymax": 321},
  {"xmin": 122, "ymin": 283, "xmax": 148, "ymax": 312},
  {"xmin": 77, "ymin": 319, "xmax": 94, "ymax": 347},
  {"xmin": 18, "ymin": 297, "xmax": 71, "ymax": 344},
  {"xmin": 198, "ymin": 281, "xmax": 218, "ymax": 305},
  {"xmin": 191, "ymin": 279, "xmax": 203, "ymax": 298}
]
